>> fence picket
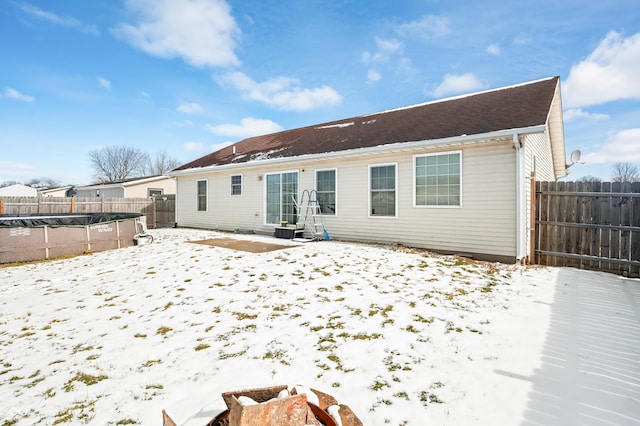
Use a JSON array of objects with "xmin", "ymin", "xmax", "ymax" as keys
[
  {"xmin": 0, "ymin": 196, "xmax": 175, "ymax": 229},
  {"xmin": 535, "ymin": 181, "xmax": 640, "ymax": 277}
]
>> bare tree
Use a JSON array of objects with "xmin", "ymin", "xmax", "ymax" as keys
[
  {"xmin": 139, "ymin": 150, "xmax": 182, "ymax": 176},
  {"xmin": 576, "ymin": 175, "xmax": 603, "ymax": 183},
  {"xmin": 89, "ymin": 146, "xmax": 147, "ymax": 183},
  {"xmin": 25, "ymin": 177, "xmax": 61, "ymax": 189},
  {"xmin": 0, "ymin": 180, "xmax": 20, "ymax": 188},
  {"xmin": 611, "ymin": 162, "xmax": 640, "ymax": 183}
]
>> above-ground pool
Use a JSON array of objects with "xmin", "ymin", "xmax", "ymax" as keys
[{"xmin": 0, "ymin": 213, "xmax": 149, "ymax": 264}]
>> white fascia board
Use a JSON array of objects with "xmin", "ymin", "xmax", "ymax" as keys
[{"xmin": 168, "ymin": 125, "xmax": 546, "ymax": 177}]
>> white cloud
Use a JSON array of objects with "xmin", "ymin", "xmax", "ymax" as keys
[
  {"xmin": 487, "ymin": 44, "xmax": 501, "ymax": 56},
  {"xmin": 183, "ymin": 141, "xmax": 205, "ymax": 151},
  {"xmin": 97, "ymin": 77, "xmax": 111, "ymax": 90},
  {"xmin": 4, "ymin": 88, "xmax": 35, "ymax": 102},
  {"xmin": 139, "ymin": 90, "xmax": 150, "ymax": 98},
  {"xmin": 111, "ymin": 0, "xmax": 240, "ymax": 68},
  {"xmin": 563, "ymin": 108, "xmax": 609, "ymax": 122},
  {"xmin": 432, "ymin": 73, "xmax": 486, "ymax": 98},
  {"xmin": 563, "ymin": 31, "xmax": 640, "ymax": 108},
  {"xmin": 206, "ymin": 117, "xmax": 283, "ymax": 138},
  {"xmin": 17, "ymin": 3, "xmax": 99, "ymax": 36},
  {"xmin": 177, "ymin": 102, "xmax": 203, "ymax": 114},
  {"xmin": 216, "ymin": 72, "xmax": 342, "ymax": 111},
  {"xmin": 362, "ymin": 37, "xmax": 403, "ymax": 64},
  {"xmin": 394, "ymin": 15, "xmax": 450, "ymax": 41},
  {"xmin": 367, "ymin": 70, "xmax": 381, "ymax": 83},
  {"xmin": 582, "ymin": 128, "xmax": 640, "ymax": 164}
]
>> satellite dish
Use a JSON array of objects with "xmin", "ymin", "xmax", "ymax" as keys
[
  {"xmin": 570, "ymin": 150, "xmax": 581, "ymax": 163},
  {"xmin": 567, "ymin": 150, "xmax": 583, "ymax": 169}
]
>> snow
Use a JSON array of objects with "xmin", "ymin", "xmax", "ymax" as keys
[
  {"xmin": 1, "ymin": 228, "xmax": 639, "ymax": 426},
  {"xmin": 316, "ymin": 122, "xmax": 355, "ymax": 129}
]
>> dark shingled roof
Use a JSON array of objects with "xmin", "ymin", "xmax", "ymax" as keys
[{"xmin": 175, "ymin": 77, "xmax": 559, "ymax": 171}]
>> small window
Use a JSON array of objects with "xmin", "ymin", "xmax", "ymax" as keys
[
  {"xmin": 231, "ymin": 175, "xmax": 242, "ymax": 196},
  {"xmin": 148, "ymin": 188, "xmax": 163, "ymax": 197},
  {"xmin": 415, "ymin": 151, "xmax": 461, "ymax": 207},
  {"xmin": 197, "ymin": 180, "xmax": 207, "ymax": 211},
  {"xmin": 370, "ymin": 164, "xmax": 396, "ymax": 217},
  {"xmin": 316, "ymin": 169, "xmax": 336, "ymax": 215}
]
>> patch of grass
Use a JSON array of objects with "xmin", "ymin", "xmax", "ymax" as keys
[
  {"xmin": 145, "ymin": 384, "xmax": 164, "ymax": 390},
  {"xmin": 156, "ymin": 326, "xmax": 173, "ymax": 335},
  {"xmin": 394, "ymin": 391, "xmax": 409, "ymax": 400},
  {"xmin": 115, "ymin": 419, "xmax": 138, "ymax": 425},
  {"xmin": 195, "ymin": 343, "xmax": 210, "ymax": 351},
  {"xmin": 140, "ymin": 359, "xmax": 162, "ymax": 368},
  {"xmin": 218, "ymin": 348, "xmax": 248, "ymax": 360},
  {"xmin": 419, "ymin": 390, "xmax": 444, "ymax": 405},
  {"xmin": 369, "ymin": 379, "xmax": 390, "ymax": 391},
  {"xmin": 63, "ymin": 372, "xmax": 107, "ymax": 392},
  {"xmin": 350, "ymin": 332, "xmax": 383, "ymax": 340},
  {"xmin": 233, "ymin": 312, "xmax": 258, "ymax": 320},
  {"xmin": 133, "ymin": 333, "xmax": 147, "ymax": 338}
]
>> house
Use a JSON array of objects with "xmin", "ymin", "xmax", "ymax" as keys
[
  {"xmin": 0, "ymin": 184, "xmax": 38, "ymax": 197},
  {"xmin": 39, "ymin": 185, "xmax": 76, "ymax": 197},
  {"xmin": 169, "ymin": 77, "xmax": 567, "ymax": 263},
  {"xmin": 75, "ymin": 175, "xmax": 176, "ymax": 198}
]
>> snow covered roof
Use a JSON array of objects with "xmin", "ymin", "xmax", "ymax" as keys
[{"xmin": 174, "ymin": 77, "xmax": 562, "ymax": 172}]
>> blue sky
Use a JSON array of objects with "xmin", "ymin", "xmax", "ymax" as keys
[{"xmin": 1, "ymin": 0, "xmax": 639, "ymax": 185}]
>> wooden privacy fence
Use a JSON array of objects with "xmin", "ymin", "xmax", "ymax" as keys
[
  {"xmin": 0, "ymin": 195, "xmax": 175, "ymax": 229},
  {"xmin": 535, "ymin": 181, "xmax": 640, "ymax": 277}
]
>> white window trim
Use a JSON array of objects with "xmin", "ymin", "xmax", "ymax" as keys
[
  {"xmin": 197, "ymin": 179, "xmax": 208, "ymax": 212},
  {"xmin": 412, "ymin": 150, "xmax": 463, "ymax": 209},
  {"xmin": 263, "ymin": 169, "xmax": 299, "ymax": 226},
  {"xmin": 314, "ymin": 167, "xmax": 338, "ymax": 216},
  {"xmin": 148, "ymin": 188, "xmax": 164, "ymax": 197},
  {"xmin": 231, "ymin": 174, "xmax": 243, "ymax": 196},
  {"xmin": 368, "ymin": 162, "xmax": 398, "ymax": 219}
]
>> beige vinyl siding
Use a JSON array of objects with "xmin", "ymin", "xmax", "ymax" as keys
[
  {"xmin": 124, "ymin": 179, "xmax": 176, "ymax": 198},
  {"xmin": 176, "ymin": 139, "xmax": 517, "ymax": 259},
  {"xmin": 522, "ymin": 131, "xmax": 555, "ymax": 260}
]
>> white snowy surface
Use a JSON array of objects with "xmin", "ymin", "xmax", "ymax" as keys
[{"xmin": 1, "ymin": 228, "xmax": 639, "ymax": 425}]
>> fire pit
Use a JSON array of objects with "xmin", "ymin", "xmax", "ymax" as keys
[{"xmin": 162, "ymin": 385, "xmax": 362, "ymax": 426}]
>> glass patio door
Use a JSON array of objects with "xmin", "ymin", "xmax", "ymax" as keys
[{"xmin": 266, "ymin": 171, "xmax": 298, "ymax": 225}]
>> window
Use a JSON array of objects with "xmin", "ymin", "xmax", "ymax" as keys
[
  {"xmin": 370, "ymin": 164, "xmax": 396, "ymax": 217},
  {"xmin": 231, "ymin": 175, "xmax": 242, "ymax": 195},
  {"xmin": 415, "ymin": 151, "xmax": 461, "ymax": 207},
  {"xmin": 316, "ymin": 169, "xmax": 336, "ymax": 215},
  {"xmin": 148, "ymin": 188, "xmax": 163, "ymax": 197},
  {"xmin": 197, "ymin": 180, "xmax": 207, "ymax": 211},
  {"xmin": 265, "ymin": 171, "xmax": 298, "ymax": 225}
]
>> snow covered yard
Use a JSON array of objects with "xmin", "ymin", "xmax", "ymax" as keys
[{"xmin": 1, "ymin": 228, "xmax": 638, "ymax": 426}]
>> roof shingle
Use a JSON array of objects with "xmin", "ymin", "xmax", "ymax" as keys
[{"xmin": 175, "ymin": 77, "xmax": 559, "ymax": 171}]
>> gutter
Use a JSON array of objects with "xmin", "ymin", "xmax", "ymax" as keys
[
  {"xmin": 513, "ymin": 133, "xmax": 525, "ymax": 264},
  {"xmin": 169, "ymin": 125, "xmax": 547, "ymax": 177}
]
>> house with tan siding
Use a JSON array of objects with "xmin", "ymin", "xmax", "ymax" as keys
[
  {"xmin": 169, "ymin": 77, "xmax": 567, "ymax": 263},
  {"xmin": 75, "ymin": 175, "xmax": 176, "ymax": 198}
]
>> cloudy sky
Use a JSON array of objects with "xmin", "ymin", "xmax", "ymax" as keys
[{"xmin": 1, "ymin": 0, "xmax": 639, "ymax": 184}]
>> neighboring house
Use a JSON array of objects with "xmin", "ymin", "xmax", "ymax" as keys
[
  {"xmin": 39, "ymin": 185, "xmax": 76, "ymax": 197},
  {"xmin": 169, "ymin": 77, "xmax": 567, "ymax": 263},
  {"xmin": 75, "ymin": 175, "xmax": 176, "ymax": 198},
  {"xmin": 0, "ymin": 184, "xmax": 38, "ymax": 197}
]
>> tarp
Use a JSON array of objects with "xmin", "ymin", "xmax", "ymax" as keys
[{"xmin": 0, "ymin": 213, "xmax": 142, "ymax": 228}]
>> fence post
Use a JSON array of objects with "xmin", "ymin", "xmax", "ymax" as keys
[
  {"xmin": 71, "ymin": 197, "xmax": 76, "ymax": 213},
  {"xmin": 0, "ymin": 199, "xmax": 4, "ymax": 214}
]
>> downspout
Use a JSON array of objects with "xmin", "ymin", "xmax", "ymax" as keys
[{"xmin": 513, "ymin": 133, "xmax": 525, "ymax": 264}]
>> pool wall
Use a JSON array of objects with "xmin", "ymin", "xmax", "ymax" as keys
[{"xmin": 0, "ymin": 213, "xmax": 145, "ymax": 263}]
